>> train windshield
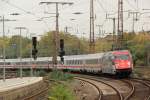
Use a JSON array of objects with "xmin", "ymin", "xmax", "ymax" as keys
[{"xmin": 115, "ymin": 54, "xmax": 129, "ymax": 60}]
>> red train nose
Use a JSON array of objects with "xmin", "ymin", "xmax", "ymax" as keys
[{"xmin": 114, "ymin": 60, "xmax": 131, "ymax": 69}]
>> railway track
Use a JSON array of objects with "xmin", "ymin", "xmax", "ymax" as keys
[
  {"xmin": 23, "ymin": 86, "xmax": 48, "ymax": 100},
  {"xmin": 128, "ymin": 78, "xmax": 150, "ymax": 100},
  {"xmin": 1, "ymin": 73, "xmax": 150, "ymax": 100},
  {"xmin": 75, "ymin": 76, "xmax": 123, "ymax": 100},
  {"xmin": 121, "ymin": 80, "xmax": 135, "ymax": 100},
  {"xmin": 23, "ymin": 77, "xmax": 49, "ymax": 100},
  {"xmin": 75, "ymin": 77, "xmax": 102, "ymax": 100},
  {"xmin": 74, "ymin": 74, "xmax": 150, "ymax": 100}
]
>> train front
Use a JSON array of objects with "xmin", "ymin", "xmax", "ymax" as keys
[{"xmin": 112, "ymin": 50, "xmax": 133, "ymax": 77}]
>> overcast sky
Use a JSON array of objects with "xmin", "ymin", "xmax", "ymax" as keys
[{"xmin": 0, "ymin": 0, "xmax": 150, "ymax": 38}]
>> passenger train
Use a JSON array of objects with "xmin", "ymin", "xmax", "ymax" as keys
[{"xmin": 0, "ymin": 50, "xmax": 133, "ymax": 77}]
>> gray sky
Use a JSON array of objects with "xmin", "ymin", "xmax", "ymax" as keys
[{"xmin": 0, "ymin": 0, "xmax": 150, "ymax": 38}]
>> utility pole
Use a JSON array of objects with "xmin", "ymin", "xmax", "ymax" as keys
[
  {"xmin": 113, "ymin": 18, "xmax": 116, "ymax": 41},
  {"xmin": 89, "ymin": 0, "xmax": 95, "ymax": 53},
  {"xmin": 64, "ymin": 26, "xmax": 72, "ymax": 33},
  {"xmin": 128, "ymin": 12, "xmax": 139, "ymax": 33},
  {"xmin": 117, "ymin": 0, "xmax": 124, "ymax": 50},
  {"xmin": 110, "ymin": 18, "xmax": 117, "ymax": 50},
  {"xmin": 96, "ymin": 25, "xmax": 103, "ymax": 38},
  {"xmin": 106, "ymin": 13, "xmax": 117, "ymax": 50},
  {"xmin": 15, "ymin": 27, "xmax": 26, "ymax": 78},
  {"xmin": 39, "ymin": 2, "xmax": 73, "ymax": 68},
  {"xmin": 106, "ymin": 17, "xmax": 117, "ymax": 42},
  {"xmin": 0, "ymin": 16, "xmax": 16, "ymax": 81},
  {"xmin": 30, "ymin": 33, "xmax": 35, "ymax": 77},
  {"xmin": 2, "ymin": 16, "xmax": 6, "ymax": 81}
]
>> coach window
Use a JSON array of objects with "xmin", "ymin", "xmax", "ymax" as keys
[
  {"xmin": 86, "ymin": 60, "xmax": 90, "ymax": 64},
  {"xmin": 73, "ymin": 60, "xmax": 75, "ymax": 65},
  {"xmin": 79, "ymin": 60, "xmax": 82, "ymax": 64},
  {"xmin": 77, "ymin": 60, "xmax": 79, "ymax": 65},
  {"xmin": 66, "ymin": 61, "xmax": 68, "ymax": 65},
  {"xmin": 80, "ymin": 60, "xmax": 82, "ymax": 64},
  {"xmin": 67, "ymin": 60, "xmax": 70, "ymax": 65},
  {"xmin": 109, "ymin": 54, "xmax": 114, "ymax": 60},
  {"xmin": 91, "ymin": 59, "xmax": 94, "ymax": 64},
  {"xmin": 69, "ymin": 60, "xmax": 71, "ymax": 65},
  {"xmin": 70, "ymin": 60, "xmax": 72, "ymax": 65}
]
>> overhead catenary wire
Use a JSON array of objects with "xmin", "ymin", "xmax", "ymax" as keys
[
  {"xmin": 3, "ymin": 1, "xmax": 33, "ymax": 15},
  {"xmin": 125, "ymin": 0, "xmax": 138, "ymax": 11},
  {"xmin": 2, "ymin": 0, "xmax": 50, "ymax": 31},
  {"xmin": 96, "ymin": 0, "xmax": 107, "ymax": 13}
]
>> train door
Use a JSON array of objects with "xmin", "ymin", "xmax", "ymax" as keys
[
  {"xmin": 108, "ymin": 54, "xmax": 116, "ymax": 74},
  {"xmin": 102, "ymin": 54, "xmax": 109, "ymax": 73}
]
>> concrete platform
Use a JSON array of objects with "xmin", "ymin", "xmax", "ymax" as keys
[
  {"xmin": 0, "ymin": 77, "xmax": 45, "ymax": 100},
  {"xmin": 0, "ymin": 77, "xmax": 42, "ymax": 92}
]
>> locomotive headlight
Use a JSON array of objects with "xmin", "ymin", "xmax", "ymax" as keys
[
  {"xmin": 115, "ymin": 63, "xmax": 119, "ymax": 69},
  {"xmin": 127, "ymin": 62, "xmax": 130, "ymax": 66}
]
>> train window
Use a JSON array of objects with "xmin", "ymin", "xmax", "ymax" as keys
[
  {"xmin": 109, "ymin": 55, "xmax": 115, "ymax": 60},
  {"xmin": 75, "ymin": 60, "xmax": 78, "ymax": 65},
  {"xmin": 70, "ymin": 60, "xmax": 72, "ymax": 64},
  {"xmin": 78, "ymin": 60, "xmax": 80, "ymax": 64},
  {"xmin": 69, "ymin": 60, "xmax": 71, "ymax": 64},
  {"xmin": 67, "ymin": 60, "xmax": 69, "ymax": 65},
  {"xmin": 85, "ymin": 59, "xmax": 98, "ymax": 64},
  {"xmin": 69, "ymin": 60, "xmax": 71, "ymax": 65},
  {"xmin": 115, "ymin": 54, "xmax": 129, "ymax": 60},
  {"xmin": 66, "ymin": 61, "xmax": 68, "ymax": 65},
  {"xmin": 76, "ymin": 60, "xmax": 78, "ymax": 65},
  {"xmin": 80, "ymin": 60, "xmax": 83, "ymax": 64},
  {"xmin": 73, "ymin": 60, "xmax": 75, "ymax": 65}
]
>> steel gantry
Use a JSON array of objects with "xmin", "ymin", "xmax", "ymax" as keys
[
  {"xmin": 117, "ymin": 0, "xmax": 124, "ymax": 50},
  {"xmin": 89, "ymin": 0, "xmax": 95, "ymax": 53}
]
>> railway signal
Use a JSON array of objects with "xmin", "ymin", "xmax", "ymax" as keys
[
  {"xmin": 59, "ymin": 39, "xmax": 65, "ymax": 64},
  {"xmin": 32, "ymin": 37, "xmax": 38, "ymax": 60}
]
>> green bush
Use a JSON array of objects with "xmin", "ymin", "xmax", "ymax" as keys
[
  {"xmin": 36, "ymin": 70, "xmax": 46, "ymax": 76},
  {"xmin": 49, "ymin": 84, "xmax": 75, "ymax": 100},
  {"xmin": 49, "ymin": 70, "xmax": 74, "ymax": 81},
  {"xmin": 136, "ymin": 60, "xmax": 145, "ymax": 66}
]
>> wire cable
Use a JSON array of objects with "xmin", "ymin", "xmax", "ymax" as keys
[
  {"xmin": 125, "ymin": 0, "xmax": 138, "ymax": 11},
  {"xmin": 96, "ymin": 0, "xmax": 107, "ymax": 13},
  {"xmin": 2, "ymin": 0, "xmax": 50, "ymax": 30}
]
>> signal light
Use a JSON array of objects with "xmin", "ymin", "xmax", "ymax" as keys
[
  {"xmin": 60, "ymin": 39, "xmax": 64, "ymax": 50},
  {"xmin": 32, "ymin": 37, "xmax": 38, "ymax": 60},
  {"xmin": 32, "ymin": 37, "xmax": 37, "ymax": 49},
  {"xmin": 59, "ymin": 39, "xmax": 65, "ymax": 64},
  {"xmin": 32, "ymin": 49, "xmax": 38, "ymax": 60}
]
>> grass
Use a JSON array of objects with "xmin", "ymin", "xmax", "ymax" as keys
[
  {"xmin": 48, "ymin": 84, "xmax": 76, "ymax": 100},
  {"xmin": 132, "ymin": 67, "xmax": 150, "ymax": 79},
  {"xmin": 47, "ymin": 70, "xmax": 75, "ymax": 100},
  {"xmin": 16, "ymin": 69, "xmax": 47, "ymax": 77}
]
